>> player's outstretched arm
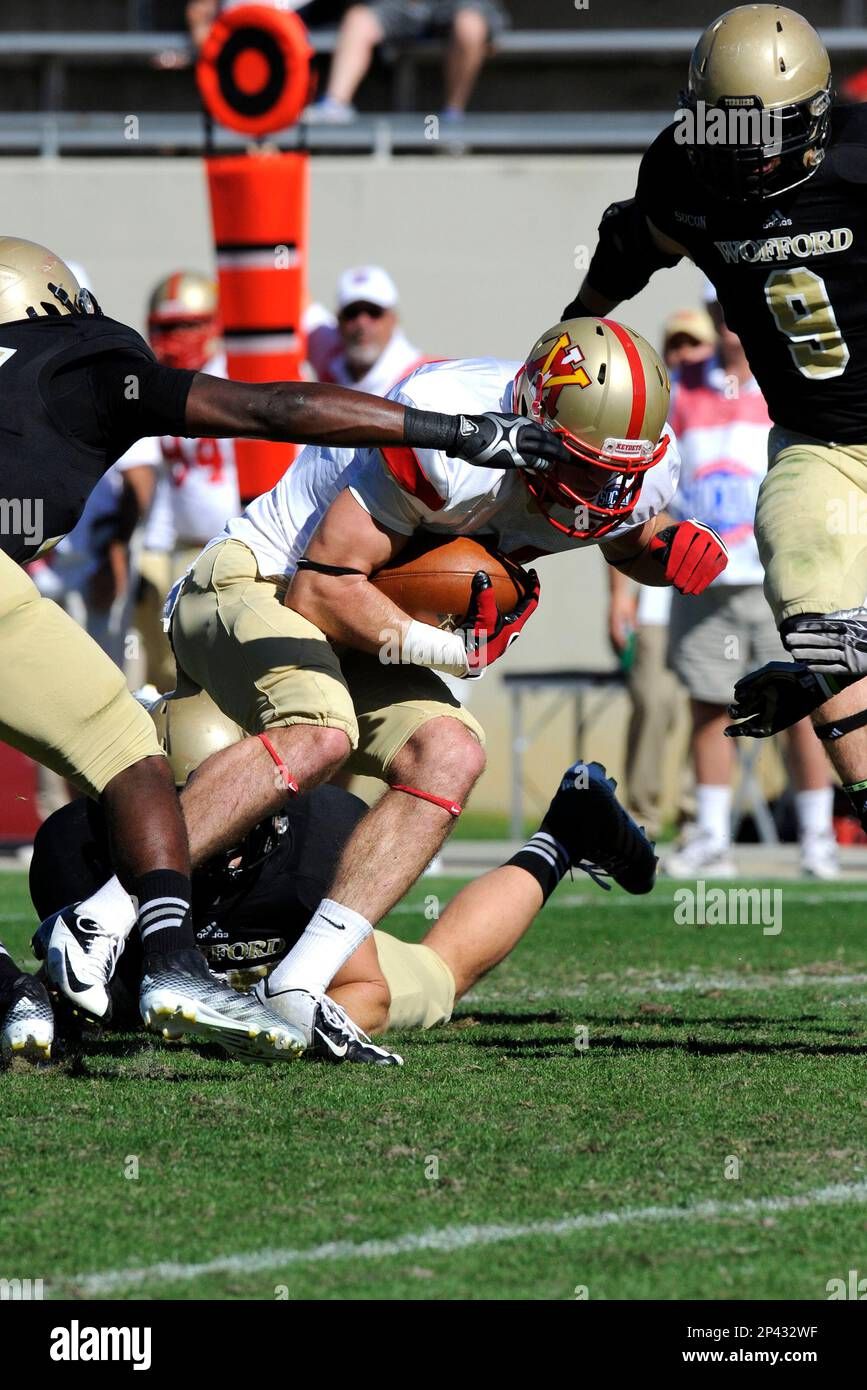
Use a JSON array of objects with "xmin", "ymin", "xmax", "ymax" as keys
[{"xmin": 184, "ymin": 373, "xmax": 574, "ymax": 471}]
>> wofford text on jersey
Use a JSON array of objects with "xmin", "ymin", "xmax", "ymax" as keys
[{"xmin": 49, "ymin": 1320, "xmax": 152, "ymax": 1371}]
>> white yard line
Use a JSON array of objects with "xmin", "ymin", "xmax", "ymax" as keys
[
  {"xmin": 393, "ymin": 889, "xmax": 867, "ymax": 915},
  {"xmin": 464, "ymin": 968, "xmax": 867, "ymax": 1001},
  {"xmin": 58, "ymin": 1180, "xmax": 867, "ymax": 1296}
]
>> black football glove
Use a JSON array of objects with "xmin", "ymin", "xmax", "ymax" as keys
[
  {"xmin": 451, "ymin": 413, "xmax": 572, "ymax": 473},
  {"xmin": 725, "ymin": 660, "xmax": 838, "ymax": 739}
]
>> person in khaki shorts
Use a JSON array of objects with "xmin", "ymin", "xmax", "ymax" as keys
[
  {"xmin": 0, "ymin": 235, "xmax": 567, "ymax": 1068},
  {"xmin": 560, "ymin": 7, "xmax": 867, "ymax": 877}
]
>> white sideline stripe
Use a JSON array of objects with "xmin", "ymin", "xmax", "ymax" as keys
[
  {"xmin": 464, "ymin": 969, "xmax": 867, "ymax": 1002},
  {"xmin": 60, "ymin": 1181, "xmax": 867, "ymax": 1295},
  {"xmin": 393, "ymin": 888, "xmax": 867, "ymax": 915}
]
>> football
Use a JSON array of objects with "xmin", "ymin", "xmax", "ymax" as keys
[{"xmin": 370, "ymin": 535, "xmax": 526, "ymax": 628}]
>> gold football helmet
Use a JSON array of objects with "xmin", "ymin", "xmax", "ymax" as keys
[
  {"xmin": 147, "ymin": 271, "xmax": 219, "ymax": 370},
  {"xmin": 513, "ymin": 317, "xmax": 671, "ymax": 539},
  {"xmin": 149, "ymin": 688, "xmax": 244, "ymax": 787},
  {"xmin": 682, "ymin": 5, "xmax": 832, "ymax": 200},
  {"xmin": 0, "ymin": 237, "xmax": 99, "ymax": 325}
]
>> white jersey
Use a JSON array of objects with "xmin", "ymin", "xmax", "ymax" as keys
[
  {"xmin": 667, "ymin": 359, "xmax": 771, "ymax": 588},
  {"xmin": 305, "ymin": 306, "xmax": 426, "ymax": 397},
  {"xmin": 144, "ymin": 353, "xmax": 241, "ymax": 551},
  {"xmin": 55, "ymin": 434, "xmax": 162, "ymax": 584},
  {"xmin": 221, "ymin": 357, "xmax": 682, "ymax": 580}
]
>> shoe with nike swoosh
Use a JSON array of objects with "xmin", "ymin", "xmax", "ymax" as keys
[
  {"xmin": 35, "ymin": 904, "xmax": 126, "ymax": 1023},
  {"xmin": 253, "ymin": 981, "xmax": 403, "ymax": 1065}
]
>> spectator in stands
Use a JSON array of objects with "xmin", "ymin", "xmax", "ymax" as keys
[
  {"xmin": 606, "ymin": 307, "xmax": 716, "ymax": 839},
  {"xmin": 305, "ymin": 264, "xmax": 427, "ymax": 392},
  {"xmin": 302, "ymin": 1, "xmax": 509, "ymax": 125},
  {"xmin": 172, "ymin": 1, "xmax": 340, "ymax": 67},
  {"xmin": 664, "ymin": 290, "xmax": 837, "ymax": 880}
]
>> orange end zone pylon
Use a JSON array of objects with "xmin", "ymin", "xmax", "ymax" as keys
[{"xmin": 196, "ymin": 5, "xmax": 313, "ymax": 501}]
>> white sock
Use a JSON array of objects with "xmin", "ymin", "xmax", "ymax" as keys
[
  {"xmin": 78, "ymin": 876, "xmax": 137, "ymax": 939},
  {"xmin": 267, "ymin": 898, "xmax": 373, "ymax": 998},
  {"xmin": 796, "ymin": 787, "xmax": 834, "ymax": 841},
  {"xmin": 696, "ymin": 785, "xmax": 732, "ymax": 847}
]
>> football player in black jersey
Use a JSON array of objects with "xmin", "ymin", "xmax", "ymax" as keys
[
  {"xmin": 0, "ymin": 235, "xmax": 574, "ymax": 1065},
  {"xmin": 561, "ymin": 4, "xmax": 867, "ymax": 856},
  {"xmin": 28, "ymin": 689, "xmax": 658, "ymax": 1061}
]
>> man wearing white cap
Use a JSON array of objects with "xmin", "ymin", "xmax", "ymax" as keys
[{"xmin": 305, "ymin": 265, "xmax": 427, "ymax": 398}]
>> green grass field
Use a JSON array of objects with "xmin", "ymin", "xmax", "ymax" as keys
[{"xmin": 1, "ymin": 869, "xmax": 865, "ymax": 1301}]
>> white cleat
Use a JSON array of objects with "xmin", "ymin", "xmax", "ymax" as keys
[
  {"xmin": 664, "ymin": 832, "xmax": 737, "ymax": 880},
  {"xmin": 800, "ymin": 832, "xmax": 840, "ymax": 881},
  {"xmin": 36, "ymin": 904, "xmax": 125, "ymax": 1023},
  {"xmin": 253, "ymin": 981, "xmax": 403, "ymax": 1065},
  {"xmin": 1, "ymin": 975, "xmax": 54, "ymax": 1062},
  {"xmin": 140, "ymin": 949, "xmax": 305, "ymax": 1063}
]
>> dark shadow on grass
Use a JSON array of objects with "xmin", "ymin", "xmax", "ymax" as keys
[{"xmin": 451, "ymin": 1009, "xmax": 569, "ymax": 1026}]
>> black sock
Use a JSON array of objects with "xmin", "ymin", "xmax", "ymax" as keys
[
  {"xmin": 134, "ymin": 871, "xmax": 195, "ymax": 958},
  {"xmin": 843, "ymin": 779, "xmax": 867, "ymax": 834},
  {"xmin": 506, "ymin": 829, "xmax": 571, "ymax": 904},
  {"xmin": 0, "ymin": 942, "xmax": 24, "ymax": 996}
]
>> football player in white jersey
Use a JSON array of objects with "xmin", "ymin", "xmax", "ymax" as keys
[
  {"xmin": 137, "ymin": 272, "xmax": 242, "ymax": 691},
  {"xmin": 42, "ymin": 317, "xmax": 728, "ymax": 1064}
]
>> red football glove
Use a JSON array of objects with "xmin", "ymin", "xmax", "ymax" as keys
[
  {"xmin": 461, "ymin": 569, "xmax": 540, "ymax": 673},
  {"xmin": 649, "ymin": 519, "xmax": 728, "ymax": 595}
]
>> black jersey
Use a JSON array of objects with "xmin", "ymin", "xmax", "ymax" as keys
[
  {"xmin": 0, "ymin": 314, "xmax": 194, "ymax": 563},
  {"xmin": 636, "ymin": 103, "xmax": 867, "ymax": 443},
  {"xmin": 30, "ymin": 783, "xmax": 367, "ymax": 1024}
]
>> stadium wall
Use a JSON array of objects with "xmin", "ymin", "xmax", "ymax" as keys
[{"xmin": 4, "ymin": 154, "xmax": 725, "ymax": 818}]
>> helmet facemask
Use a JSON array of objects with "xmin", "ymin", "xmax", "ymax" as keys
[{"xmin": 678, "ymin": 86, "xmax": 832, "ymax": 202}]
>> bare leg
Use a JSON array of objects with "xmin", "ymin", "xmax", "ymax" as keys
[
  {"xmin": 329, "ymin": 866, "xmax": 542, "ymax": 1031},
  {"xmin": 691, "ymin": 700, "xmax": 735, "ymax": 784},
  {"xmin": 326, "ymin": 718, "xmax": 485, "ymax": 922},
  {"xmin": 328, "ymin": 936, "xmax": 390, "ymax": 1033},
  {"xmin": 422, "ymin": 865, "xmax": 543, "ymax": 997},
  {"xmin": 785, "ymin": 717, "xmax": 831, "ymax": 789},
  {"xmin": 180, "ymin": 726, "xmax": 350, "ymax": 866},
  {"xmin": 443, "ymin": 8, "xmax": 489, "ymax": 112},
  {"xmin": 325, "ymin": 5, "xmax": 384, "ymax": 105},
  {"xmin": 102, "ymin": 755, "xmax": 189, "ymax": 885}
]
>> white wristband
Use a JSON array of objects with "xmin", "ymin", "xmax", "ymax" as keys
[{"xmin": 402, "ymin": 620, "xmax": 470, "ymax": 676}]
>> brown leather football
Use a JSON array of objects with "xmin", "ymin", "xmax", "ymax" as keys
[{"xmin": 370, "ymin": 535, "xmax": 526, "ymax": 628}]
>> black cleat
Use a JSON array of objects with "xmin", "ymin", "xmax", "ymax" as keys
[{"xmin": 539, "ymin": 760, "xmax": 658, "ymax": 895}]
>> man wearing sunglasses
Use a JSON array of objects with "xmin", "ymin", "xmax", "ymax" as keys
[{"xmin": 305, "ymin": 264, "xmax": 428, "ymax": 397}]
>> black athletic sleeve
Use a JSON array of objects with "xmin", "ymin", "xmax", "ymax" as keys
[
  {"xmin": 46, "ymin": 348, "xmax": 195, "ymax": 460},
  {"xmin": 635, "ymin": 124, "xmax": 688, "ymax": 244},
  {"xmin": 87, "ymin": 353, "xmax": 196, "ymax": 457}
]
